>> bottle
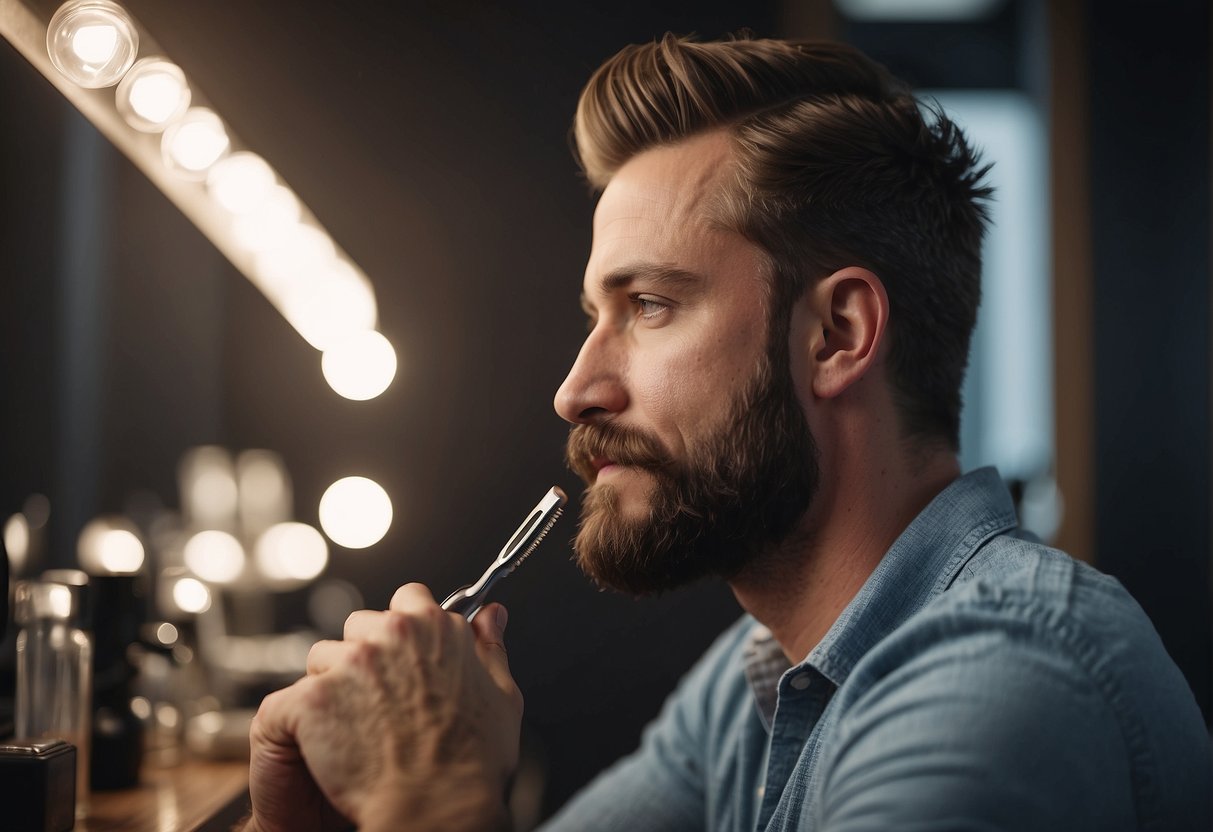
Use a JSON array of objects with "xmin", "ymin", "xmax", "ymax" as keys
[{"xmin": 15, "ymin": 571, "xmax": 93, "ymax": 819}]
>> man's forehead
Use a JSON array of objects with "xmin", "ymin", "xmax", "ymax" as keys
[
  {"xmin": 585, "ymin": 132, "xmax": 738, "ymax": 291},
  {"xmin": 593, "ymin": 132, "xmax": 735, "ymax": 232}
]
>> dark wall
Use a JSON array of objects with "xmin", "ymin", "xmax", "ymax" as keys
[{"xmin": 1088, "ymin": 0, "xmax": 1212, "ymax": 721}]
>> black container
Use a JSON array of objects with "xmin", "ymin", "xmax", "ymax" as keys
[
  {"xmin": 0, "ymin": 738, "xmax": 76, "ymax": 832},
  {"xmin": 88, "ymin": 574, "xmax": 145, "ymax": 790}
]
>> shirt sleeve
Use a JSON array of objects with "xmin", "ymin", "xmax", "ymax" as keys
[
  {"xmin": 538, "ymin": 617, "xmax": 757, "ymax": 832},
  {"xmin": 814, "ymin": 613, "xmax": 1141, "ymax": 832}
]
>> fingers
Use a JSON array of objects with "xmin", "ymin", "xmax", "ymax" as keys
[
  {"xmin": 342, "ymin": 584, "xmax": 442, "ymax": 643},
  {"xmin": 307, "ymin": 639, "xmax": 348, "ymax": 676},
  {"xmin": 251, "ymin": 681, "xmax": 309, "ymax": 751},
  {"xmin": 470, "ymin": 603, "xmax": 520, "ymax": 699},
  {"xmin": 389, "ymin": 582, "xmax": 436, "ymax": 612},
  {"xmin": 329, "ymin": 585, "xmax": 513, "ymax": 683},
  {"xmin": 343, "ymin": 609, "xmax": 385, "ymax": 642}
]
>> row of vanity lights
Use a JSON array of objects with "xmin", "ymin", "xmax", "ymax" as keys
[{"xmin": 46, "ymin": 0, "xmax": 397, "ymax": 401}]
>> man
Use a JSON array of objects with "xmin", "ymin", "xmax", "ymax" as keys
[{"xmin": 244, "ymin": 34, "xmax": 1211, "ymax": 831}]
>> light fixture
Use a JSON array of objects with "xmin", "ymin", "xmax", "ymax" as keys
[
  {"xmin": 321, "ymin": 330, "xmax": 397, "ymax": 400},
  {"xmin": 207, "ymin": 152, "xmax": 276, "ymax": 215},
  {"xmin": 162, "ymin": 107, "xmax": 230, "ymax": 179},
  {"xmin": 22, "ymin": 1, "xmax": 394, "ymax": 391},
  {"xmin": 46, "ymin": 0, "xmax": 138, "ymax": 89},
  {"xmin": 116, "ymin": 56, "xmax": 190, "ymax": 132},
  {"xmin": 318, "ymin": 476, "xmax": 393, "ymax": 549}
]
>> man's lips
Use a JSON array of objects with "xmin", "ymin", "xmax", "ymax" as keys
[{"xmin": 591, "ymin": 456, "xmax": 614, "ymax": 472}]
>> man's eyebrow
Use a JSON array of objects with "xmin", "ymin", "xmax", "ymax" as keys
[{"xmin": 597, "ymin": 264, "xmax": 705, "ymax": 294}]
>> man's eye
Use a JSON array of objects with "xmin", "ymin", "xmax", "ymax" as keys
[{"xmin": 633, "ymin": 295, "xmax": 669, "ymax": 320}]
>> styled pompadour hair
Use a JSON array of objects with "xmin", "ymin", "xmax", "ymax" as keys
[{"xmin": 574, "ymin": 34, "xmax": 993, "ymax": 448}]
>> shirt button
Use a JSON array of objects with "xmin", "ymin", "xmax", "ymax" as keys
[{"xmin": 789, "ymin": 672, "xmax": 811, "ymax": 691}]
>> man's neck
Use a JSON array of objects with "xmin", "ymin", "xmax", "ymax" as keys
[{"xmin": 729, "ymin": 448, "xmax": 960, "ymax": 665}]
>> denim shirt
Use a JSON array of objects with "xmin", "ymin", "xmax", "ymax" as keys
[{"xmin": 540, "ymin": 468, "xmax": 1211, "ymax": 831}]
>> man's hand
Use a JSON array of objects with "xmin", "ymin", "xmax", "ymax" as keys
[{"xmin": 246, "ymin": 583, "xmax": 523, "ymax": 832}]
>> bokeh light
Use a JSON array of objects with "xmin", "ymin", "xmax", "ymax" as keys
[
  {"xmin": 255, "ymin": 522, "xmax": 328, "ymax": 582},
  {"xmin": 321, "ymin": 330, "xmax": 397, "ymax": 400},
  {"xmin": 236, "ymin": 450, "xmax": 291, "ymax": 537},
  {"xmin": 231, "ymin": 185, "xmax": 301, "ymax": 253},
  {"xmin": 183, "ymin": 529, "xmax": 245, "ymax": 583},
  {"xmin": 253, "ymin": 224, "xmax": 336, "ymax": 301},
  {"xmin": 318, "ymin": 476, "xmax": 393, "ymax": 549},
  {"xmin": 179, "ymin": 446, "xmax": 238, "ymax": 528},
  {"xmin": 4, "ymin": 514, "xmax": 30, "ymax": 574},
  {"xmin": 308, "ymin": 579, "xmax": 364, "ymax": 638},
  {"xmin": 207, "ymin": 152, "xmax": 276, "ymax": 215},
  {"xmin": 169, "ymin": 575, "xmax": 211, "ymax": 614},
  {"xmin": 77, "ymin": 516, "xmax": 145, "ymax": 574},
  {"xmin": 162, "ymin": 107, "xmax": 230, "ymax": 179}
]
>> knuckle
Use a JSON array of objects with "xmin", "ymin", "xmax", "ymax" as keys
[
  {"xmin": 384, "ymin": 610, "xmax": 412, "ymax": 638},
  {"xmin": 347, "ymin": 640, "xmax": 379, "ymax": 668}
]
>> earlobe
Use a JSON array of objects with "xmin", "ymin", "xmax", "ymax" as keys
[{"xmin": 810, "ymin": 267, "xmax": 889, "ymax": 399}]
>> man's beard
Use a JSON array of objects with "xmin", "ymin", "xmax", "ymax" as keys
[{"xmin": 564, "ymin": 349, "xmax": 820, "ymax": 596}]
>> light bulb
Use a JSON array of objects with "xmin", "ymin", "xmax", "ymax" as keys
[
  {"xmin": 281, "ymin": 260, "xmax": 378, "ymax": 351},
  {"xmin": 47, "ymin": 1, "xmax": 138, "ymax": 89},
  {"xmin": 116, "ymin": 57, "xmax": 190, "ymax": 132},
  {"xmin": 231, "ymin": 185, "xmax": 302, "ymax": 253},
  {"xmin": 208, "ymin": 152, "xmax": 276, "ymax": 214},
  {"xmin": 162, "ymin": 107, "xmax": 230, "ymax": 179},
  {"xmin": 321, "ymin": 330, "xmax": 397, "ymax": 400},
  {"xmin": 252, "ymin": 224, "xmax": 337, "ymax": 301},
  {"xmin": 318, "ymin": 476, "xmax": 393, "ymax": 549}
]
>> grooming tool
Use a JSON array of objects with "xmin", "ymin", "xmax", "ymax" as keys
[{"xmin": 441, "ymin": 486, "xmax": 567, "ymax": 619}]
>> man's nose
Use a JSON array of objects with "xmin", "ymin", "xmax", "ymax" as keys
[{"xmin": 553, "ymin": 330, "xmax": 628, "ymax": 424}]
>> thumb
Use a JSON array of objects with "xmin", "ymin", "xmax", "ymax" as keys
[{"xmin": 470, "ymin": 602, "xmax": 513, "ymax": 684}]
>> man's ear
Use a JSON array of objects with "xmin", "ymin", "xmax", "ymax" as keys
[{"xmin": 806, "ymin": 267, "xmax": 889, "ymax": 399}]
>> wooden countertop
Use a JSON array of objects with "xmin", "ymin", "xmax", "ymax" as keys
[{"xmin": 78, "ymin": 759, "xmax": 249, "ymax": 832}]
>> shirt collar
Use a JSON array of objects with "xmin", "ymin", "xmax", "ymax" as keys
[{"xmin": 743, "ymin": 467, "xmax": 1018, "ymax": 727}]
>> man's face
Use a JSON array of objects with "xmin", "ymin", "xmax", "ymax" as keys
[{"xmin": 554, "ymin": 132, "xmax": 819, "ymax": 594}]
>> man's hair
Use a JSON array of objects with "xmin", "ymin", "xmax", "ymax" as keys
[{"xmin": 573, "ymin": 33, "xmax": 992, "ymax": 449}]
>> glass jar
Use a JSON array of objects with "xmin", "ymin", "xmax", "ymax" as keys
[{"xmin": 15, "ymin": 572, "xmax": 93, "ymax": 818}]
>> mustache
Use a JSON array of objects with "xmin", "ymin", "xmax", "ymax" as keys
[{"xmin": 565, "ymin": 422, "xmax": 674, "ymax": 485}]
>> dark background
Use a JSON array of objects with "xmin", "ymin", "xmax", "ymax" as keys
[{"xmin": 1, "ymin": 0, "xmax": 1209, "ymax": 823}]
